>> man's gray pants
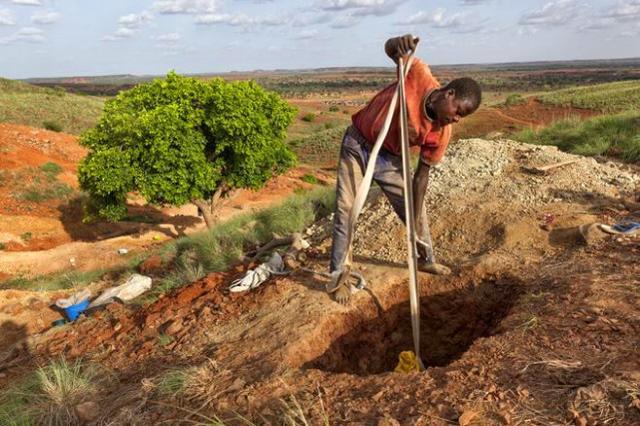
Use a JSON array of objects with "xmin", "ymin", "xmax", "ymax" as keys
[{"xmin": 330, "ymin": 125, "xmax": 435, "ymax": 272}]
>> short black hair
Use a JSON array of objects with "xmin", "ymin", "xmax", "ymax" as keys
[{"xmin": 445, "ymin": 77, "xmax": 482, "ymax": 112}]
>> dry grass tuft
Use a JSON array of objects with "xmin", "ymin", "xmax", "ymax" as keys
[{"xmin": 0, "ymin": 358, "xmax": 107, "ymax": 426}]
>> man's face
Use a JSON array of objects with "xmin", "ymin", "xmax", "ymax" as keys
[{"xmin": 432, "ymin": 89, "xmax": 475, "ymax": 127}]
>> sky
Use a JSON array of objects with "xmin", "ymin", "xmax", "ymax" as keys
[{"xmin": 1, "ymin": 0, "xmax": 639, "ymax": 79}]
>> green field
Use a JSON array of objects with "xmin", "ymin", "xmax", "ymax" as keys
[
  {"xmin": 0, "ymin": 78, "xmax": 104, "ymax": 134},
  {"xmin": 538, "ymin": 80, "xmax": 640, "ymax": 113},
  {"xmin": 516, "ymin": 111, "xmax": 640, "ymax": 162}
]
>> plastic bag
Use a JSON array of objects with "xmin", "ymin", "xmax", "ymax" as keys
[{"xmin": 89, "ymin": 274, "xmax": 152, "ymax": 308}]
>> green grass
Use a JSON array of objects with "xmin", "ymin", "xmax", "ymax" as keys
[
  {"xmin": 301, "ymin": 174, "xmax": 318, "ymax": 184},
  {"xmin": 157, "ymin": 334, "xmax": 174, "ymax": 347},
  {"xmin": 43, "ymin": 121, "xmax": 63, "ymax": 132},
  {"xmin": 504, "ymin": 93, "xmax": 527, "ymax": 107},
  {"xmin": 15, "ymin": 182, "xmax": 74, "ymax": 202},
  {"xmin": 0, "ymin": 358, "xmax": 101, "ymax": 426},
  {"xmin": 140, "ymin": 187, "xmax": 335, "ymax": 303},
  {"xmin": 288, "ymin": 126, "xmax": 344, "ymax": 165},
  {"xmin": 156, "ymin": 368, "xmax": 192, "ymax": 397},
  {"xmin": 1, "ymin": 267, "xmax": 115, "ymax": 291},
  {"xmin": 1, "ymin": 188, "xmax": 334, "ymax": 298},
  {"xmin": 539, "ymin": 80, "xmax": 640, "ymax": 113},
  {"xmin": 301, "ymin": 112, "xmax": 316, "ymax": 122},
  {"xmin": 40, "ymin": 162, "xmax": 63, "ymax": 183},
  {"xmin": 12, "ymin": 164, "xmax": 75, "ymax": 203},
  {"xmin": 0, "ymin": 78, "xmax": 104, "ymax": 135},
  {"xmin": 515, "ymin": 111, "xmax": 640, "ymax": 162}
]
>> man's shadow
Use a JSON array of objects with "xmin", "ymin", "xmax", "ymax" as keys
[{"xmin": 0, "ymin": 320, "xmax": 30, "ymax": 371}]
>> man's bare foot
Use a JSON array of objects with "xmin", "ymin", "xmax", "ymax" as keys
[
  {"xmin": 333, "ymin": 283, "xmax": 351, "ymax": 305},
  {"xmin": 328, "ymin": 267, "xmax": 353, "ymax": 305},
  {"xmin": 418, "ymin": 261, "xmax": 451, "ymax": 275}
]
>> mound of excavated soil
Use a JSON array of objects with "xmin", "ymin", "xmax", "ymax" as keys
[
  {"xmin": 305, "ymin": 138, "xmax": 638, "ymax": 269},
  {"xmin": 1, "ymin": 138, "xmax": 639, "ymax": 425}
]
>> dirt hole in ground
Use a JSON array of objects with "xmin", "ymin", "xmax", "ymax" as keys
[{"xmin": 306, "ymin": 277, "xmax": 521, "ymax": 375}]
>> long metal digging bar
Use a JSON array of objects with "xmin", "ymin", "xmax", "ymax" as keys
[{"xmin": 398, "ymin": 55, "xmax": 425, "ymax": 371}]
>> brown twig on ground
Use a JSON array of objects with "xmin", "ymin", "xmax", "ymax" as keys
[{"xmin": 248, "ymin": 233, "xmax": 307, "ymax": 263}]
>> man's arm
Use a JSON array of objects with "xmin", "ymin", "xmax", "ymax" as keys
[
  {"xmin": 412, "ymin": 160, "xmax": 430, "ymax": 227},
  {"xmin": 385, "ymin": 34, "xmax": 420, "ymax": 65}
]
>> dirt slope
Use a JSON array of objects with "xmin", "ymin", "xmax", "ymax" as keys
[
  {"xmin": 1, "ymin": 138, "xmax": 639, "ymax": 425},
  {"xmin": 0, "ymin": 122, "xmax": 333, "ymax": 278}
]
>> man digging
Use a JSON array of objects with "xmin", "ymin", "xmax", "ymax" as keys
[{"xmin": 329, "ymin": 34, "xmax": 482, "ymax": 304}]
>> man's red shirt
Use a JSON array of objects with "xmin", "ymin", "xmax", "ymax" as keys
[{"xmin": 352, "ymin": 59, "xmax": 453, "ymax": 165}]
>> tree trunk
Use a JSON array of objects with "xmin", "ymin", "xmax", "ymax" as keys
[{"xmin": 193, "ymin": 199, "xmax": 216, "ymax": 229}]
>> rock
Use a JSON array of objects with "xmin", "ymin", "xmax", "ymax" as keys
[
  {"xmin": 377, "ymin": 416, "xmax": 401, "ymax": 426},
  {"xmin": 139, "ymin": 255, "xmax": 164, "ymax": 275},
  {"xmin": 75, "ymin": 401, "xmax": 99, "ymax": 422},
  {"xmin": 458, "ymin": 410, "xmax": 479, "ymax": 426},
  {"xmin": 228, "ymin": 377, "xmax": 245, "ymax": 392},
  {"xmin": 574, "ymin": 416, "xmax": 587, "ymax": 426},
  {"xmin": 163, "ymin": 319, "xmax": 183, "ymax": 335},
  {"xmin": 579, "ymin": 223, "xmax": 607, "ymax": 246}
]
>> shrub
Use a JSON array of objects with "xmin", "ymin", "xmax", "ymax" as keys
[
  {"xmin": 504, "ymin": 93, "xmax": 526, "ymax": 107},
  {"xmin": 16, "ymin": 182, "xmax": 73, "ymax": 202},
  {"xmin": 79, "ymin": 72, "xmax": 297, "ymax": 227},
  {"xmin": 301, "ymin": 174, "xmax": 318, "ymax": 184},
  {"xmin": 40, "ymin": 162, "xmax": 63, "ymax": 182},
  {"xmin": 40, "ymin": 162, "xmax": 63, "ymax": 175},
  {"xmin": 328, "ymin": 105, "xmax": 340, "ymax": 112},
  {"xmin": 43, "ymin": 121, "xmax": 63, "ymax": 132},
  {"xmin": 301, "ymin": 112, "xmax": 316, "ymax": 122}
]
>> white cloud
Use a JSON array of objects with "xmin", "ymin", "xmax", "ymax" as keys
[
  {"xmin": 9, "ymin": 0, "xmax": 42, "ymax": 5},
  {"xmin": 153, "ymin": 32, "xmax": 181, "ymax": 42},
  {"xmin": 0, "ymin": 8, "xmax": 15, "ymax": 25},
  {"xmin": 154, "ymin": 0, "xmax": 219, "ymax": 14},
  {"xmin": 0, "ymin": 26, "xmax": 46, "ymax": 44},
  {"xmin": 31, "ymin": 10, "xmax": 61, "ymax": 24},
  {"xmin": 118, "ymin": 11, "xmax": 153, "ymax": 29},
  {"xmin": 579, "ymin": 18, "xmax": 615, "ymax": 31},
  {"xmin": 102, "ymin": 27, "xmax": 137, "ymax": 41},
  {"xmin": 297, "ymin": 29, "xmax": 319, "ymax": 39},
  {"xmin": 292, "ymin": 12, "xmax": 332, "ymax": 27},
  {"xmin": 330, "ymin": 13, "xmax": 361, "ymax": 28},
  {"xmin": 195, "ymin": 13, "xmax": 287, "ymax": 27},
  {"xmin": 318, "ymin": 0, "xmax": 405, "ymax": 17},
  {"xmin": 519, "ymin": 0, "xmax": 583, "ymax": 27},
  {"xmin": 460, "ymin": 0, "xmax": 487, "ymax": 4},
  {"xmin": 400, "ymin": 9, "xmax": 465, "ymax": 28},
  {"xmin": 604, "ymin": 0, "xmax": 640, "ymax": 22}
]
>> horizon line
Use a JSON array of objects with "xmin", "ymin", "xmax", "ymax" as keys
[{"xmin": 16, "ymin": 55, "xmax": 640, "ymax": 82}]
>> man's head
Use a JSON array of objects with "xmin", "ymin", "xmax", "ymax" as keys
[{"xmin": 427, "ymin": 77, "xmax": 482, "ymax": 127}]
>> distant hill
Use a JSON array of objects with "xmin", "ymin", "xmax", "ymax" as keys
[
  {"xmin": 539, "ymin": 79, "xmax": 640, "ymax": 112},
  {"xmin": 0, "ymin": 78, "xmax": 104, "ymax": 135},
  {"xmin": 21, "ymin": 57, "xmax": 640, "ymax": 98}
]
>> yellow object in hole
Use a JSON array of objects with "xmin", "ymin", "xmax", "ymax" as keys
[{"xmin": 394, "ymin": 351, "xmax": 422, "ymax": 373}]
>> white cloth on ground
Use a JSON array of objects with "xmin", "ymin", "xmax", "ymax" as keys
[
  {"xmin": 89, "ymin": 274, "xmax": 152, "ymax": 308},
  {"xmin": 229, "ymin": 252, "xmax": 285, "ymax": 293}
]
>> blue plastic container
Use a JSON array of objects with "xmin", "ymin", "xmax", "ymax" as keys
[{"xmin": 63, "ymin": 298, "xmax": 90, "ymax": 321}]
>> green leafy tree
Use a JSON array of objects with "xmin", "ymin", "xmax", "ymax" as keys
[{"xmin": 78, "ymin": 72, "xmax": 297, "ymax": 227}]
